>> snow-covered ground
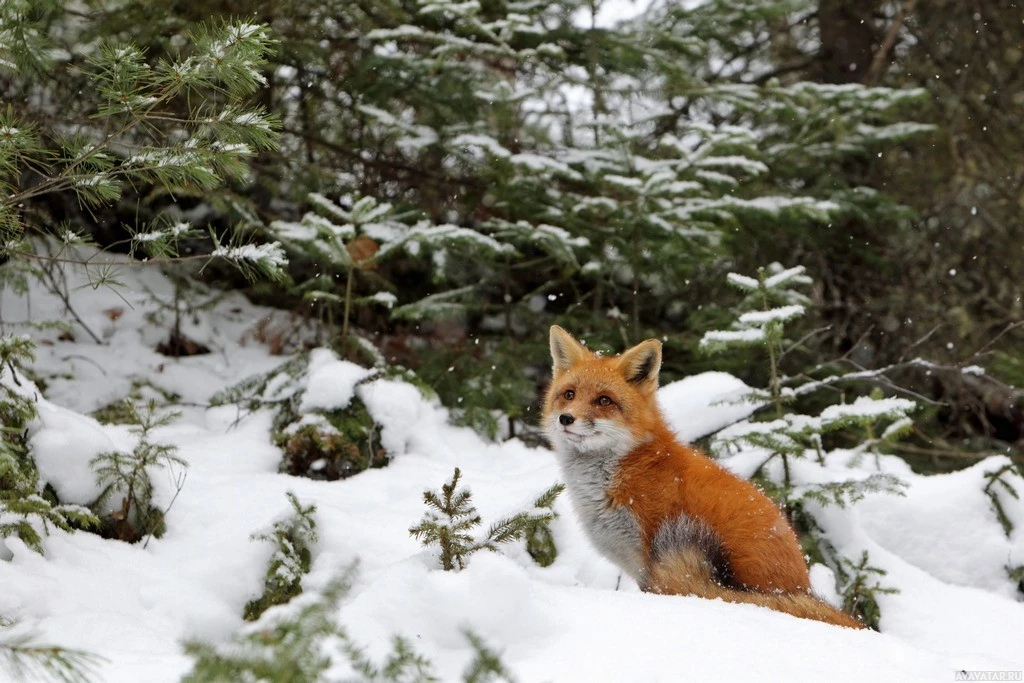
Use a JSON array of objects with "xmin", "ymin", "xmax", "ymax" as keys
[{"xmin": 2, "ymin": 254, "xmax": 1023, "ymax": 682}]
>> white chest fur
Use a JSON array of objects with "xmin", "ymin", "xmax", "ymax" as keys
[{"xmin": 557, "ymin": 447, "xmax": 644, "ymax": 581}]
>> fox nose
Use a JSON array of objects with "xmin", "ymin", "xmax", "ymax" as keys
[{"xmin": 559, "ymin": 413, "xmax": 575, "ymax": 426}]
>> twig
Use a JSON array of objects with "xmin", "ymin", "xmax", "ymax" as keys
[
  {"xmin": 897, "ymin": 324, "xmax": 943, "ymax": 363},
  {"xmin": 143, "ymin": 469, "xmax": 187, "ymax": 550},
  {"xmin": 778, "ymin": 325, "xmax": 832, "ymax": 362},
  {"xmin": 33, "ymin": 249, "xmax": 104, "ymax": 345},
  {"xmin": 968, "ymin": 320, "xmax": 1024, "ymax": 361},
  {"xmin": 889, "ymin": 442, "xmax": 994, "ymax": 461},
  {"xmin": 864, "ymin": 0, "xmax": 918, "ymax": 86},
  {"xmin": 61, "ymin": 354, "xmax": 108, "ymax": 376}
]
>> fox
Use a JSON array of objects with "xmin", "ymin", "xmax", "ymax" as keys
[{"xmin": 542, "ymin": 325, "xmax": 864, "ymax": 629}]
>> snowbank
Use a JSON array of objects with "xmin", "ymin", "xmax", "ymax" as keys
[{"xmin": 2, "ymin": 255, "xmax": 1023, "ymax": 681}]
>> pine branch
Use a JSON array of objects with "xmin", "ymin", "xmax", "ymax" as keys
[{"xmin": 0, "ymin": 626, "xmax": 102, "ymax": 683}]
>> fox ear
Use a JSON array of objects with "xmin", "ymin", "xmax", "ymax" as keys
[
  {"xmin": 550, "ymin": 325, "xmax": 590, "ymax": 375},
  {"xmin": 618, "ymin": 339, "xmax": 662, "ymax": 390}
]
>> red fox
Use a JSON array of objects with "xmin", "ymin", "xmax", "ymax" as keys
[{"xmin": 543, "ymin": 326, "xmax": 864, "ymax": 629}]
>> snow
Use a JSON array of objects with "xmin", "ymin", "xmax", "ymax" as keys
[
  {"xmin": 856, "ymin": 457, "xmax": 1024, "ymax": 598},
  {"xmin": 700, "ymin": 328, "xmax": 766, "ymax": 345},
  {"xmin": 819, "ymin": 396, "xmax": 916, "ymax": 425},
  {"xmin": 367, "ymin": 291, "xmax": 397, "ymax": 308},
  {"xmin": 725, "ymin": 271, "xmax": 759, "ymax": 290},
  {"xmin": 738, "ymin": 304, "xmax": 806, "ymax": 325},
  {"xmin": 693, "ymin": 155, "xmax": 769, "ymax": 174},
  {"xmin": 509, "ymin": 153, "xmax": 581, "ymax": 179},
  {"xmin": 376, "ymin": 221, "xmax": 514, "ymax": 259},
  {"xmin": 764, "ymin": 264, "xmax": 812, "ymax": 289},
  {"xmin": 210, "ymin": 241, "xmax": 288, "ymax": 269},
  {"xmin": 2, "ymin": 252, "xmax": 1024, "ymax": 681},
  {"xmin": 29, "ymin": 400, "xmax": 126, "ymax": 505},
  {"xmin": 450, "ymin": 133, "xmax": 512, "ymax": 159},
  {"xmin": 657, "ymin": 372, "xmax": 761, "ymax": 441},
  {"xmin": 298, "ymin": 349, "xmax": 376, "ymax": 412}
]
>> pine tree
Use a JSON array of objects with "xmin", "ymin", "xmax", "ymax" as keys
[{"xmin": 1, "ymin": 1, "xmax": 935, "ymax": 443}]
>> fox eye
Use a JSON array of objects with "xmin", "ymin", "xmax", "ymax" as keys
[
  {"xmin": 563, "ymin": 389, "xmax": 575, "ymax": 400},
  {"xmin": 597, "ymin": 395, "xmax": 613, "ymax": 407}
]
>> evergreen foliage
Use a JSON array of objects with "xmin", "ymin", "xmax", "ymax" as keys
[
  {"xmin": 409, "ymin": 468, "xmax": 564, "ymax": 571},
  {"xmin": 834, "ymin": 550, "xmax": 899, "ymax": 632},
  {"xmin": 208, "ymin": 353, "xmax": 311, "ymax": 422},
  {"xmin": 210, "ymin": 351, "xmax": 390, "ymax": 480},
  {"xmin": 0, "ymin": 13, "xmax": 285, "ymax": 285},
  {"xmin": 0, "ymin": 620, "xmax": 100, "ymax": 683},
  {"xmin": 982, "ymin": 462, "xmax": 1024, "ymax": 538},
  {"xmin": 0, "ymin": 335, "xmax": 99, "ymax": 554},
  {"xmin": 244, "ymin": 492, "xmax": 319, "ymax": 621},
  {"xmin": 701, "ymin": 265, "xmax": 917, "ymax": 626},
  {"xmin": 524, "ymin": 483, "xmax": 566, "ymax": 568},
  {"xmin": 115, "ymin": 0, "xmax": 924, "ymax": 440},
  {"xmin": 460, "ymin": 631, "xmax": 517, "ymax": 683},
  {"xmin": 185, "ymin": 569, "xmax": 355, "ymax": 683},
  {"xmin": 89, "ymin": 400, "xmax": 187, "ymax": 544},
  {"xmin": 705, "ymin": 265, "xmax": 914, "ymax": 493},
  {"xmin": 184, "ymin": 564, "xmax": 514, "ymax": 683}
]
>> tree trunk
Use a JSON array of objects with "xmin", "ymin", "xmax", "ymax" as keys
[{"xmin": 817, "ymin": 0, "xmax": 880, "ymax": 83}]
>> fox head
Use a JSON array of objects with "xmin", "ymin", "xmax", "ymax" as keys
[{"xmin": 543, "ymin": 325, "xmax": 663, "ymax": 457}]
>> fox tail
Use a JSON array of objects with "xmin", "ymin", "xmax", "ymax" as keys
[{"xmin": 645, "ymin": 542, "xmax": 865, "ymax": 630}]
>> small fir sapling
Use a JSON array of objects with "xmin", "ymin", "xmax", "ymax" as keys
[
  {"xmin": 701, "ymin": 264, "xmax": 912, "ymax": 496},
  {"xmin": 185, "ymin": 568, "xmax": 358, "ymax": 683},
  {"xmin": 700, "ymin": 264, "xmax": 912, "ymax": 627},
  {"xmin": 409, "ymin": 467, "xmax": 564, "ymax": 571},
  {"xmin": 89, "ymin": 400, "xmax": 187, "ymax": 544},
  {"xmin": 0, "ymin": 335, "xmax": 99, "ymax": 555},
  {"xmin": 243, "ymin": 492, "xmax": 319, "ymax": 621}
]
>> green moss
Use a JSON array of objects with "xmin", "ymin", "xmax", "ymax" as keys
[
  {"xmin": 525, "ymin": 525, "xmax": 557, "ymax": 567},
  {"xmin": 274, "ymin": 397, "xmax": 387, "ymax": 480}
]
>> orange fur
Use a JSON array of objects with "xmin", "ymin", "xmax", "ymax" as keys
[
  {"xmin": 543, "ymin": 326, "xmax": 864, "ymax": 629},
  {"xmin": 646, "ymin": 547, "xmax": 863, "ymax": 628}
]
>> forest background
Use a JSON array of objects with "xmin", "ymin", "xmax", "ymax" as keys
[{"xmin": 3, "ymin": 0, "xmax": 1023, "ymax": 462}]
